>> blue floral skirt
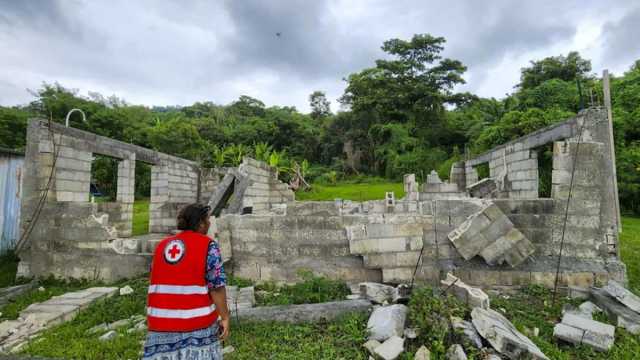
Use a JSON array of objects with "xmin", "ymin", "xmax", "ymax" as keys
[{"xmin": 142, "ymin": 323, "xmax": 222, "ymax": 360}]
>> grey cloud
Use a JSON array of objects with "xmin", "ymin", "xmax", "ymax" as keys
[{"xmin": 601, "ymin": 5, "xmax": 640, "ymax": 72}]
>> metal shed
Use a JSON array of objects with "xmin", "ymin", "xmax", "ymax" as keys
[{"xmin": 0, "ymin": 147, "xmax": 24, "ymax": 254}]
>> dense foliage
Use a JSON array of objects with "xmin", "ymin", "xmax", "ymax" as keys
[{"xmin": 1, "ymin": 35, "xmax": 638, "ymax": 212}]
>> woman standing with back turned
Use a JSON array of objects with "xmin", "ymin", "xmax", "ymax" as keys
[{"xmin": 142, "ymin": 203, "xmax": 230, "ymax": 360}]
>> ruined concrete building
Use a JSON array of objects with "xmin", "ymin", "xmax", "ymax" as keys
[{"xmin": 17, "ymin": 107, "xmax": 625, "ymax": 291}]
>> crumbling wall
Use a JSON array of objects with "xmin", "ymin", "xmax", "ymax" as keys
[{"xmin": 18, "ymin": 119, "xmax": 216, "ymax": 281}]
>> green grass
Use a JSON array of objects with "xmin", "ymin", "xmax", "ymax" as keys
[
  {"xmin": 620, "ymin": 216, "xmax": 640, "ymax": 293},
  {"xmin": 296, "ymin": 181, "xmax": 405, "ymax": 201},
  {"xmin": 132, "ymin": 199, "xmax": 150, "ymax": 236}
]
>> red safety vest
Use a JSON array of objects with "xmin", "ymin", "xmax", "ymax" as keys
[{"xmin": 147, "ymin": 231, "xmax": 219, "ymax": 332}]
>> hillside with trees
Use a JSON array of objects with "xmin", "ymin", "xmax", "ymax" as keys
[{"xmin": 1, "ymin": 34, "xmax": 638, "ymax": 213}]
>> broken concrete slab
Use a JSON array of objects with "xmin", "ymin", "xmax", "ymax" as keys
[
  {"xmin": 99, "ymin": 330, "xmax": 117, "ymax": 341},
  {"xmin": 367, "ymin": 304, "xmax": 408, "ymax": 342},
  {"xmin": 590, "ymin": 287, "xmax": 640, "ymax": 334},
  {"xmin": 363, "ymin": 339, "xmax": 381, "ymax": 355},
  {"xmin": 414, "ymin": 345, "xmax": 431, "ymax": 360},
  {"xmin": 451, "ymin": 316, "xmax": 483, "ymax": 349},
  {"xmin": 446, "ymin": 344, "xmax": 467, "ymax": 360},
  {"xmin": 441, "ymin": 273, "xmax": 490, "ymax": 310},
  {"xmin": 553, "ymin": 312, "xmax": 615, "ymax": 352},
  {"xmin": 360, "ymin": 282, "xmax": 396, "ymax": 304},
  {"xmin": 448, "ymin": 201, "xmax": 534, "ymax": 267},
  {"xmin": 603, "ymin": 280, "xmax": 640, "ymax": 314},
  {"xmin": 373, "ymin": 335, "xmax": 404, "ymax": 360},
  {"xmin": 233, "ymin": 299, "xmax": 372, "ymax": 324},
  {"xmin": 367, "ymin": 304, "xmax": 409, "ymax": 341},
  {"xmin": 471, "ymin": 307, "xmax": 548, "ymax": 360},
  {"xmin": 119, "ymin": 285, "xmax": 134, "ymax": 296},
  {"xmin": 467, "ymin": 178, "xmax": 498, "ymax": 198}
]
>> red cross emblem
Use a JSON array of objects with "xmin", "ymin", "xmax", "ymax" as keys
[{"xmin": 163, "ymin": 239, "xmax": 185, "ymax": 264}]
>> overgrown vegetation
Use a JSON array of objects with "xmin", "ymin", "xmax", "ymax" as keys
[
  {"xmin": 132, "ymin": 199, "xmax": 150, "ymax": 236},
  {"xmin": 253, "ymin": 270, "xmax": 350, "ymax": 306},
  {"xmin": 1, "ymin": 35, "xmax": 638, "ymax": 213},
  {"xmin": 296, "ymin": 179, "xmax": 404, "ymax": 201},
  {"xmin": 0, "ymin": 251, "xmax": 20, "ymax": 288}
]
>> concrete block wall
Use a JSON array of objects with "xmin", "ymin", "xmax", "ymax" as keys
[
  {"xmin": 216, "ymin": 213, "xmax": 381, "ymax": 283},
  {"xmin": 236, "ymin": 158, "xmax": 295, "ymax": 214},
  {"xmin": 19, "ymin": 119, "xmax": 210, "ymax": 281}
]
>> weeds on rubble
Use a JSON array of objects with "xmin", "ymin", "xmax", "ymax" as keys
[
  {"xmin": 491, "ymin": 284, "xmax": 640, "ymax": 359},
  {"xmin": 0, "ymin": 250, "xmax": 21, "ymax": 288},
  {"xmin": 295, "ymin": 180, "xmax": 405, "ymax": 201},
  {"xmin": 405, "ymin": 287, "xmax": 473, "ymax": 358},
  {"xmin": 21, "ymin": 277, "xmax": 148, "ymax": 360},
  {"xmin": 255, "ymin": 270, "xmax": 350, "ymax": 306}
]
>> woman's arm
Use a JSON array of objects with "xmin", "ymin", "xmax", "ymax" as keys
[{"xmin": 210, "ymin": 287, "xmax": 230, "ymax": 340}]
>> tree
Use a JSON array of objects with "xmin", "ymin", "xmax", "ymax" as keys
[
  {"xmin": 309, "ymin": 91, "xmax": 331, "ymax": 119},
  {"xmin": 340, "ymin": 34, "xmax": 469, "ymax": 123},
  {"xmin": 228, "ymin": 95, "xmax": 266, "ymax": 117},
  {"xmin": 518, "ymin": 51, "xmax": 592, "ymax": 90}
]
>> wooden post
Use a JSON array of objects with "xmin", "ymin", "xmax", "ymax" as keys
[{"xmin": 602, "ymin": 70, "xmax": 622, "ymax": 232}]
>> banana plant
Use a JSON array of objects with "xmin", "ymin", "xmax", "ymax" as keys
[{"xmin": 254, "ymin": 142, "xmax": 273, "ymax": 162}]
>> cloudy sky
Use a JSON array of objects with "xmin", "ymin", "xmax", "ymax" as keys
[{"xmin": 1, "ymin": 0, "xmax": 639, "ymax": 112}]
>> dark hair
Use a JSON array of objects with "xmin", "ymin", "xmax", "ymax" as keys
[{"xmin": 177, "ymin": 203, "xmax": 211, "ymax": 231}]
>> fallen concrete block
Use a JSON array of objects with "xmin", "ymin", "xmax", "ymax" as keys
[
  {"xmin": 441, "ymin": 273, "xmax": 490, "ymax": 310},
  {"xmin": 590, "ymin": 288, "xmax": 640, "ymax": 334},
  {"xmin": 553, "ymin": 313, "xmax": 615, "ymax": 352},
  {"xmin": 414, "ymin": 345, "xmax": 431, "ymax": 360},
  {"xmin": 446, "ymin": 344, "xmax": 467, "ymax": 360},
  {"xmin": 360, "ymin": 282, "xmax": 396, "ymax": 304},
  {"xmin": 98, "ymin": 330, "xmax": 117, "ymax": 341},
  {"xmin": 367, "ymin": 304, "xmax": 408, "ymax": 342},
  {"xmin": 363, "ymin": 339, "xmax": 381, "ymax": 355},
  {"xmin": 466, "ymin": 178, "xmax": 497, "ymax": 198},
  {"xmin": 373, "ymin": 335, "xmax": 404, "ymax": 360},
  {"xmin": 448, "ymin": 201, "xmax": 534, "ymax": 267},
  {"xmin": 603, "ymin": 280, "xmax": 640, "ymax": 314},
  {"xmin": 471, "ymin": 307, "xmax": 548, "ymax": 360},
  {"xmin": 451, "ymin": 316, "xmax": 483, "ymax": 349},
  {"xmin": 233, "ymin": 299, "xmax": 372, "ymax": 324},
  {"xmin": 119, "ymin": 285, "xmax": 134, "ymax": 296}
]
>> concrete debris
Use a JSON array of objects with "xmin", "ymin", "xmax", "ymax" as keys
[
  {"xmin": 602, "ymin": 280, "xmax": 640, "ymax": 314},
  {"xmin": 450, "ymin": 316, "xmax": 483, "ymax": 349},
  {"xmin": 471, "ymin": 307, "xmax": 548, "ymax": 360},
  {"xmin": 37, "ymin": 287, "xmax": 45, "ymax": 292},
  {"xmin": 590, "ymin": 287, "xmax": 640, "ymax": 335},
  {"xmin": 414, "ymin": 345, "xmax": 431, "ymax": 360},
  {"xmin": 360, "ymin": 283, "xmax": 396, "ymax": 304},
  {"xmin": 426, "ymin": 170, "xmax": 443, "ymax": 184},
  {"xmin": 227, "ymin": 286, "xmax": 256, "ymax": 311},
  {"xmin": 553, "ymin": 312, "xmax": 615, "ymax": 352},
  {"xmin": 446, "ymin": 344, "xmax": 467, "ymax": 360},
  {"xmin": 98, "ymin": 330, "xmax": 117, "ymax": 342},
  {"xmin": 222, "ymin": 345, "xmax": 235, "ymax": 354},
  {"xmin": 119, "ymin": 285, "xmax": 134, "ymax": 296},
  {"xmin": 0, "ymin": 287, "xmax": 118, "ymax": 352},
  {"xmin": 447, "ymin": 201, "xmax": 535, "ymax": 267},
  {"xmin": 373, "ymin": 335, "xmax": 404, "ymax": 360},
  {"xmin": 363, "ymin": 339, "xmax": 381, "ymax": 355},
  {"xmin": 347, "ymin": 294, "xmax": 361, "ymax": 300},
  {"xmin": 393, "ymin": 284, "xmax": 411, "ymax": 303},
  {"xmin": 441, "ymin": 273, "xmax": 490, "ymax": 310},
  {"xmin": 466, "ymin": 178, "xmax": 498, "ymax": 199},
  {"xmin": 109, "ymin": 319, "xmax": 130, "ymax": 329},
  {"xmin": 0, "ymin": 283, "xmax": 35, "ymax": 307},
  {"xmin": 403, "ymin": 327, "xmax": 418, "ymax": 339},
  {"xmin": 234, "ymin": 299, "xmax": 372, "ymax": 324},
  {"xmin": 87, "ymin": 323, "xmax": 108, "ymax": 334},
  {"xmin": 367, "ymin": 304, "xmax": 408, "ymax": 342}
]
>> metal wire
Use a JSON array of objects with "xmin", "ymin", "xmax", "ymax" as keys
[{"xmin": 551, "ymin": 118, "xmax": 587, "ymax": 304}]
